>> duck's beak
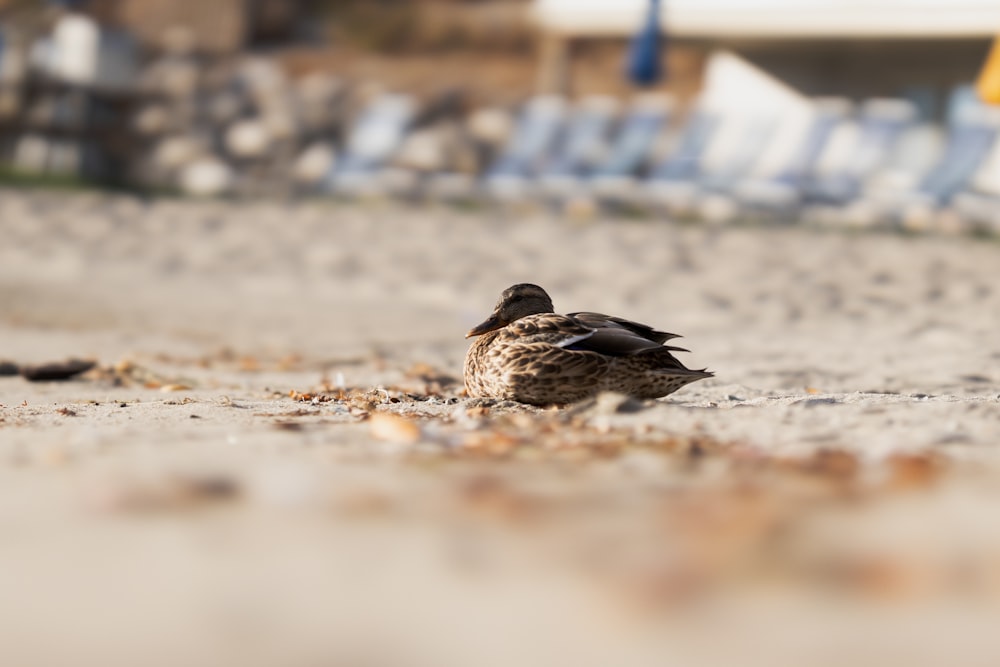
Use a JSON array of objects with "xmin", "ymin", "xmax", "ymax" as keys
[{"xmin": 466, "ymin": 314, "xmax": 504, "ymax": 338}]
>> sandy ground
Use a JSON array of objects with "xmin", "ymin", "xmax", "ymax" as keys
[{"xmin": 2, "ymin": 188, "xmax": 1000, "ymax": 667}]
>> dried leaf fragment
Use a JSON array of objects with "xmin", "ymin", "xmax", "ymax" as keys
[
  {"xmin": 885, "ymin": 452, "xmax": 945, "ymax": 491},
  {"xmin": 89, "ymin": 474, "xmax": 241, "ymax": 513},
  {"xmin": 20, "ymin": 359, "xmax": 96, "ymax": 382}
]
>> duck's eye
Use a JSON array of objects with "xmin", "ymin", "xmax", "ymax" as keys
[{"xmin": 502, "ymin": 293, "xmax": 523, "ymax": 305}]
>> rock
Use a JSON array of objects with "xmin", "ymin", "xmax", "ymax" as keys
[
  {"xmin": 293, "ymin": 142, "xmax": 336, "ymax": 184},
  {"xmin": 206, "ymin": 91, "xmax": 245, "ymax": 125},
  {"xmin": 467, "ymin": 107, "xmax": 512, "ymax": 144},
  {"xmin": 395, "ymin": 128, "xmax": 447, "ymax": 171},
  {"xmin": 179, "ymin": 157, "xmax": 233, "ymax": 197},
  {"xmin": 152, "ymin": 135, "xmax": 206, "ymax": 172},
  {"xmin": 133, "ymin": 104, "xmax": 172, "ymax": 135},
  {"xmin": 225, "ymin": 119, "xmax": 271, "ymax": 158}
]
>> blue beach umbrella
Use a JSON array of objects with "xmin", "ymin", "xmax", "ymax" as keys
[{"xmin": 626, "ymin": 0, "xmax": 665, "ymax": 87}]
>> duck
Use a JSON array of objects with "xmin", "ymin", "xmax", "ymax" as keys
[{"xmin": 464, "ymin": 283, "xmax": 712, "ymax": 406}]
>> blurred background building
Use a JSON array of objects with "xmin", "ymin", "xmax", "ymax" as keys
[
  {"xmin": 534, "ymin": 0, "xmax": 1000, "ymax": 115},
  {"xmin": 2, "ymin": 0, "xmax": 1000, "ymax": 234}
]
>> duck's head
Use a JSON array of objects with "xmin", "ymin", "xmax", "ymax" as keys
[{"xmin": 466, "ymin": 283, "xmax": 555, "ymax": 338}]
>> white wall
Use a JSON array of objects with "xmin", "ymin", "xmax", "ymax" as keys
[{"xmin": 532, "ymin": 0, "xmax": 1000, "ymax": 38}]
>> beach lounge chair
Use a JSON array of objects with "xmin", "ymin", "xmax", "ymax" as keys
[
  {"xmin": 833, "ymin": 122, "xmax": 945, "ymax": 227},
  {"xmin": 895, "ymin": 107, "xmax": 1000, "ymax": 231},
  {"xmin": 643, "ymin": 107, "xmax": 773, "ymax": 216},
  {"xmin": 802, "ymin": 98, "xmax": 916, "ymax": 207},
  {"xmin": 420, "ymin": 106, "xmax": 508, "ymax": 202},
  {"xmin": 482, "ymin": 94, "xmax": 567, "ymax": 201},
  {"xmin": 838, "ymin": 90, "xmax": 1000, "ymax": 230},
  {"xmin": 324, "ymin": 93, "xmax": 416, "ymax": 197},
  {"xmin": 949, "ymin": 136, "xmax": 1000, "ymax": 235},
  {"xmin": 535, "ymin": 96, "xmax": 619, "ymax": 198},
  {"xmin": 915, "ymin": 112, "xmax": 999, "ymax": 205},
  {"xmin": 582, "ymin": 94, "xmax": 673, "ymax": 202},
  {"xmin": 729, "ymin": 98, "xmax": 851, "ymax": 218}
]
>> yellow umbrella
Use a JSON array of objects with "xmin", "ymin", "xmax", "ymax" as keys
[{"xmin": 976, "ymin": 37, "xmax": 1000, "ymax": 105}]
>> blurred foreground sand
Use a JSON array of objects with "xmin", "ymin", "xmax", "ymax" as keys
[{"xmin": 1, "ymin": 189, "xmax": 1000, "ymax": 667}]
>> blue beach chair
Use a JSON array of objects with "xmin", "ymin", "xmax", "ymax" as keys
[
  {"xmin": 802, "ymin": 98, "xmax": 916, "ymax": 206},
  {"xmin": 949, "ymin": 137, "xmax": 1000, "ymax": 235},
  {"xmin": 482, "ymin": 95, "xmax": 568, "ymax": 200},
  {"xmin": 838, "ymin": 90, "xmax": 1000, "ymax": 230},
  {"xmin": 325, "ymin": 93, "xmax": 417, "ymax": 197},
  {"xmin": 535, "ymin": 96, "xmax": 619, "ymax": 198},
  {"xmin": 583, "ymin": 94, "xmax": 674, "ymax": 203},
  {"xmin": 645, "ymin": 108, "xmax": 780, "ymax": 215},
  {"xmin": 732, "ymin": 98, "xmax": 851, "ymax": 216}
]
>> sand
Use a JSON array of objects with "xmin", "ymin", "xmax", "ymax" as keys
[{"xmin": 1, "ymin": 188, "xmax": 1000, "ymax": 667}]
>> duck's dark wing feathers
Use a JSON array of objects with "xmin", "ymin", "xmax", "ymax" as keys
[
  {"xmin": 568, "ymin": 312, "xmax": 681, "ymax": 345},
  {"xmin": 563, "ymin": 312, "xmax": 689, "ymax": 357},
  {"xmin": 502, "ymin": 313, "xmax": 691, "ymax": 359}
]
